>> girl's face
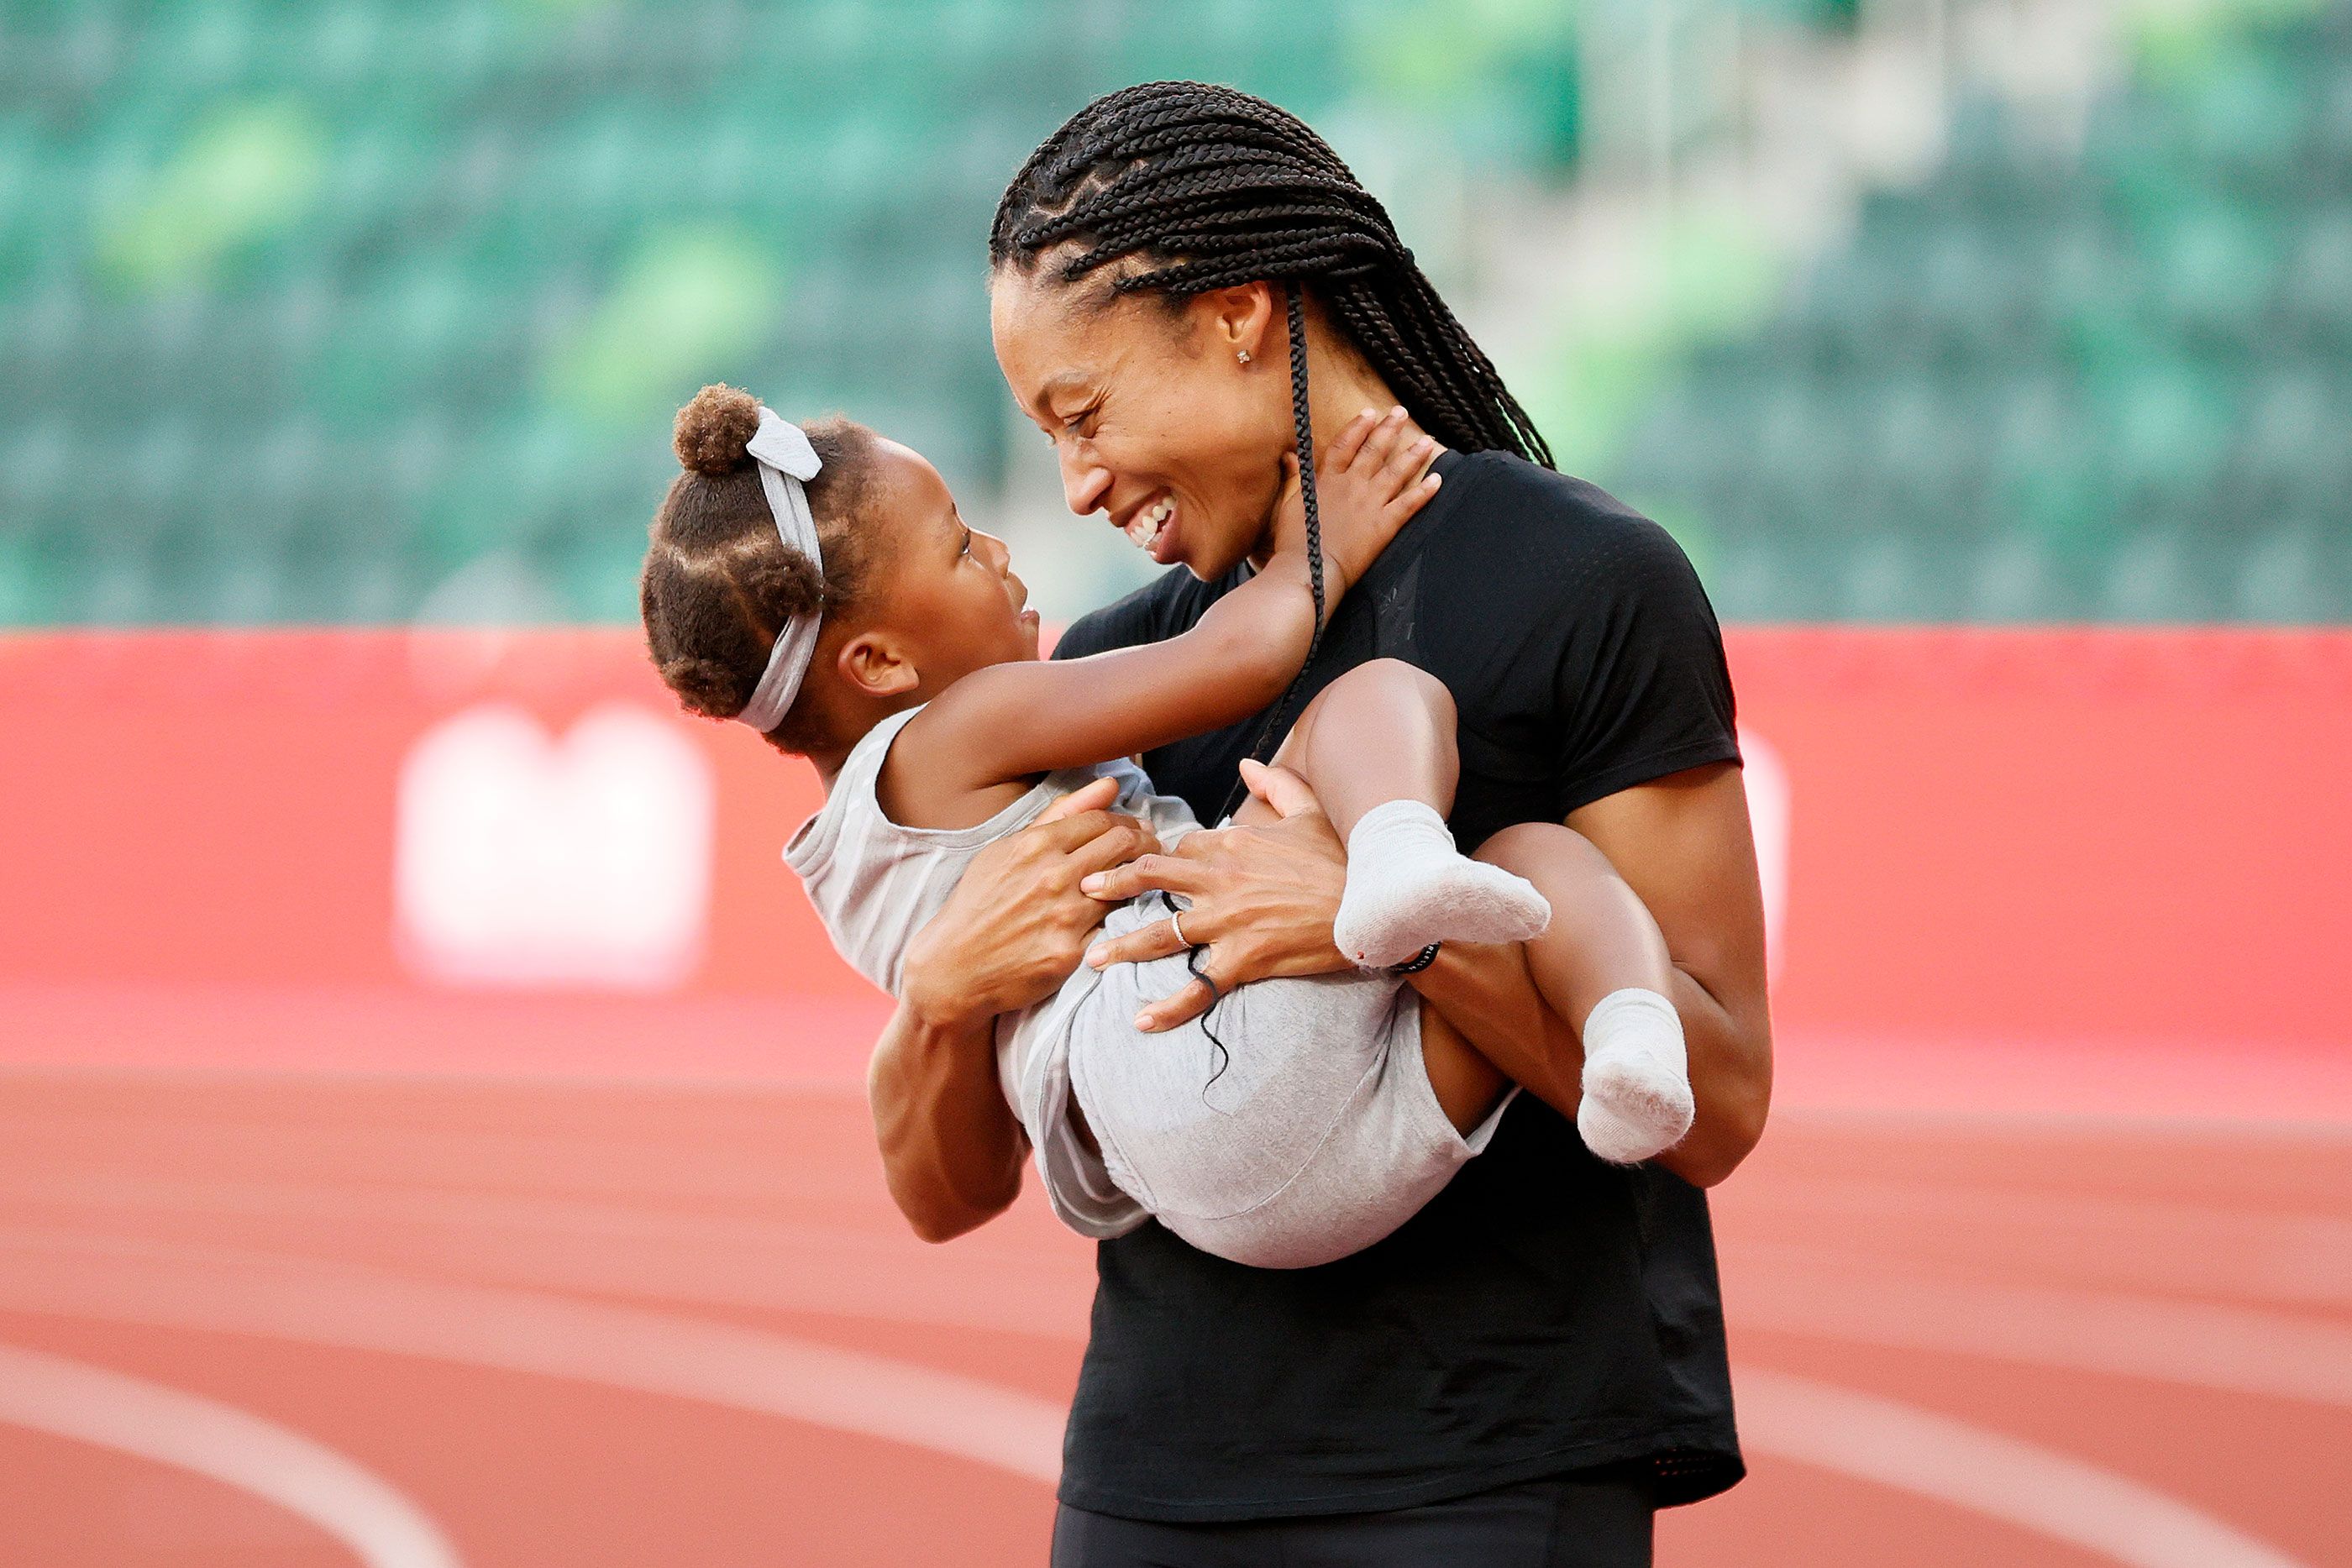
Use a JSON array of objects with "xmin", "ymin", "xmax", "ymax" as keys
[
  {"xmin": 849, "ymin": 439, "xmax": 1038, "ymax": 695},
  {"xmin": 990, "ymin": 269, "xmax": 1294, "ymax": 582}
]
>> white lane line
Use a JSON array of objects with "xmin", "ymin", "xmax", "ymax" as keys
[
  {"xmin": 1739, "ymin": 1369, "xmax": 2307, "ymax": 1568},
  {"xmin": 1770, "ymin": 1105, "xmax": 2352, "ymax": 1146},
  {"xmin": 11, "ymin": 1177, "xmax": 2348, "ymax": 1413},
  {"xmin": 0, "ymin": 1337, "xmax": 462, "ymax": 1568},
  {"xmin": 1729, "ymin": 1245, "xmax": 2352, "ymax": 1409},
  {"xmin": 1726, "ymin": 1177, "xmax": 2352, "ymax": 1307},
  {"xmin": 0, "ymin": 1230, "xmax": 1063, "ymax": 1483},
  {"xmin": 0, "ymin": 1169, "xmax": 1095, "ymax": 1340},
  {"xmin": 0, "ymin": 1230, "xmax": 2309, "ymax": 1565}
]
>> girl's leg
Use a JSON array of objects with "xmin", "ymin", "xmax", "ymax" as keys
[
  {"xmin": 1409, "ymin": 826, "xmax": 1692, "ymax": 1154},
  {"xmin": 1257, "ymin": 657, "xmax": 1457, "ymax": 842},
  {"xmin": 1415, "ymin": 1004, "xmax": 1514, "ymax": 1135},
  {"xmin": 1239, "ymin": 661, "xmax": 1686, "ymax": 1157},
  {"xmin": 1474, "ymin": 821, "xmax": 1693, "ymax": 1162},
  {"xmin": 1252, "ymin": 659, "xmax": 1550, "ymax": 967}
]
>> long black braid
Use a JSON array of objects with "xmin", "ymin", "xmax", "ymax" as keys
[
  {"xmin": 994, "ymin": 83, "xmax": 1551, "ymax": 1078},
  {"xmin": 1162, "ymin": 283, "xmax": 1318, "ymax": 1094},
  {"xmin": 1273, "ymin": 282, "xmax": 1327, "ymax": 746}
]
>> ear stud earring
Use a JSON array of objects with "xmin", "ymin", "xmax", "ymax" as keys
[{"xmin": 1236, "ymin": 349, "xmax": 1252, "ymax": 365}]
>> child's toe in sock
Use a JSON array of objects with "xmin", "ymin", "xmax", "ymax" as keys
[
  {"xmin": 1578, "ymin": 1083, "xmax": 1694, "ymax": 1167},
  {"xmin": 1575, "ymin": 988, "xmax": 1694, "ymax": 1165},
  {"xmin": 1335, "ymin": 800, "xmax": 1551, "ymax": 968}
]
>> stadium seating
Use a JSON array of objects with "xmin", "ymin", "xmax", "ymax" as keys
[
  {"xmin": 1609, "ymin": 0, "xmax": 2352, "ymax": 621},
  {"xmin": 0, "ymin": 0, "xmax": 1602, "ymax": 627},
  {"xmin": 1, "ymin": 0, "xmax": 2340, "ymax": 626}
]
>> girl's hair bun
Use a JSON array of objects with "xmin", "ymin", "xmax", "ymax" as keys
[{"xmin": 673, "ymin": 383, "xmax": 763, "ymax": 475}]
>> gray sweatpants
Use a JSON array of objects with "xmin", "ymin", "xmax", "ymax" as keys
[{"xmin": 1056, "ymin": 899, "xmax": 1509, "ymax": 1269}]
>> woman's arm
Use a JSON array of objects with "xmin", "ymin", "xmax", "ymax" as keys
[
  {"xmin": 1079, "ymin": 762, "xmax": 1773, "ymax": 1188},
  {"xmin": 1559, "ymin": 763, "xmax": 1771, "ymax": 1187},
  {"xmin": 869, "ymin": 1002, "xmax": 1026, "ymax": 1243},
  {"xmin": 908, "ymin": 412, "xmax": 1436, "ymax": 791},
  {"xmin": 1074, "ymin": 767, "xmax": 1354, "ymax": 1020},
  {"xmin": 1390, "ymin": 766, "xmax": 1771, "ymax": 1187},
  {"xmin": 866, "ymin": 778, "xmax": 1161, "ymax": 1240}
]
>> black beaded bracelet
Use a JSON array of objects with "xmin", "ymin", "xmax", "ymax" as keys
[{"xmin": 1388, "ymin": 943, "xmax": 1442, "ymax": 975}]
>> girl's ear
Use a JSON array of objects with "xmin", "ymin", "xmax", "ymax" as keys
[{"xmin": 837, "ymin": 630, "xmax": 918, "ymax": 700}]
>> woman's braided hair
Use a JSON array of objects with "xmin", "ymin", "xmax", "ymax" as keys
[{"xmin": 989, "ymin": 81, "xmax": 1552, "ymax": 469}]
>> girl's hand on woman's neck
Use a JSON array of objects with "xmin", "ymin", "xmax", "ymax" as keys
[
  {"xmin": 1246, "ymin": 339, "xmax": 1442, "ymax": 573},
  {"xmin": 1263, "ymin": 405, "xmax": 1446, "ymax": 604}
]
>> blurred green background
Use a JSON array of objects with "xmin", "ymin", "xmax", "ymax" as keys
[{"xmin": 1, "ymin": 0, "xmax": 2344, "ymax": 627}]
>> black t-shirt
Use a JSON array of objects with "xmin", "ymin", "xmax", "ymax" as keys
[{"xmin": 1049, "ymin": 449, "xmax": 1746, "ymax": 1523}]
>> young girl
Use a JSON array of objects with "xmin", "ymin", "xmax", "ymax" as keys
[{"xmin": 641, "ymin": 385, "xmax": 1693, "ymax": 1267}]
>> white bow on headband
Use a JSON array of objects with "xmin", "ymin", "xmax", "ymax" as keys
[{"xmin": 734, "ymin": 407, "xmax": 825, "ymax": 734}]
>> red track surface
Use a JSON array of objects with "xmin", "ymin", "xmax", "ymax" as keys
[{"xmin": 0, "ymin": 1049, "xmax": 2344, "ymax": 1568}]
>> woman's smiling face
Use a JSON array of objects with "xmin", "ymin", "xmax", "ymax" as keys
[{"xmin": 990, "ymin": 268, "xmax": 1294, "ymax": 582}]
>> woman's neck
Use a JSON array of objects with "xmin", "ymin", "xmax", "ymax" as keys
[
  {"xmin": 1245, "ymin": 336, "xmax": 1439, "ymax": 570},
  {"xmin": 1305, "ymin": 333, "xmax": 1404, "ymax": 453}
]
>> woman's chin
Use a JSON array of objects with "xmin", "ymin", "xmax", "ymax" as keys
[
  {"xmin": 1182, "ymin": 538, "xmax": 1255, "ymax": 582},
  {"xmin": 1167, "ymin": 522, "xmax": 1252, "ymax": 581}
]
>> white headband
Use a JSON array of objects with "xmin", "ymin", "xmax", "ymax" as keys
[{"xmin": 734, "ymin": 407, "xmax": 825, "ymax": 734}]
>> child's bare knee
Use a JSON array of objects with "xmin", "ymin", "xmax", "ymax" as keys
[
  {"xmin": 1347, "ymin": 658, "xmax": 1452, "ymax": 720},
  {"xmin": 1474, "ymin": 821, "xmax": 1593, "ymax": 878}
]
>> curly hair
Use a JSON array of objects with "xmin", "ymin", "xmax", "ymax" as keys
[{"xmin": 639, "ymin": 384, "xmax": 882, "ymax": 753}]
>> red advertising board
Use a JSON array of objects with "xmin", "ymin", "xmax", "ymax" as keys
[{"xmin": 3, "ymin": 628, "xmax": 2346, "ymax": 1114}]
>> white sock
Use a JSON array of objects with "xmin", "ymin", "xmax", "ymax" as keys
[
  {"xmin": 1332, "ymin": 800, "xmax": 1551, "ymax": 969},
  {"xmin": 1576, "ymin": 987, "xmax": 1694, "ymax": 1165}
]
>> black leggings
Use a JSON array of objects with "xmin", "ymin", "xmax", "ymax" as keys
[{"xmin": 1051, "ymin": 1466, "xmax": 1656, "ymax": 1567}]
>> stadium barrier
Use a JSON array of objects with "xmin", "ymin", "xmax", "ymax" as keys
[{"xmin": 3, "ymin": 628, "xmax": 2345, "ymax": 1109}]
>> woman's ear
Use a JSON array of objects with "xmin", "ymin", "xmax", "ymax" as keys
[
  {"xmin": 1195, "ymin": 282, "xmax": 1277, "ymax": 364},
  {"xmin": 837, "ymin": 630, "xmax": 919, "ymax": 700}
]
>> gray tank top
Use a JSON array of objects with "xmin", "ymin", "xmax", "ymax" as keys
[{"xmin": 781, "ymin": 705, "xmax": 1201, "ymax": 1235}]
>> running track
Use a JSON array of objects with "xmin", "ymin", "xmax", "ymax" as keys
[{"xmin": 0, "ymin": 1036, "xmax": 2344, "ymax": 1565}]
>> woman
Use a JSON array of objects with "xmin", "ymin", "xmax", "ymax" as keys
[{"xmin": 868, "ymin": 83, "xmax": 1772, "ymax": 1565}]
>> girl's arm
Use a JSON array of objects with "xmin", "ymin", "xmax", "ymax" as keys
[{"xmin": 906, "ymin": 411, "xmax": 1437, "ymax": 793}]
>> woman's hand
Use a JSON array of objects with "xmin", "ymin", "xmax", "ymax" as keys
[
  {"xmin": 900, "ymin": 775, "xmax": 1162, "ymax": 1030},
  {"xmin": 1269, "ymin": 406, "xmax": 1441, "ymax": 598},
  {"xmin": 1076, "ymin": 761, "xmax": 1352, "ymax": 1032}
]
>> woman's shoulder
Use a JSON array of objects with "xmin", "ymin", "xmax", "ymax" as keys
[
  {"xmin": 1426, "ymin": 450, "xmax": 1707, "ymax": 607},
  {"xmin": 1442, "ymin": 449, "xmax": 1663, "ymax": 539}
]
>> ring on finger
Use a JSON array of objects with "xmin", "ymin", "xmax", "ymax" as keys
[{"xmin": 1169, "ymin": 910, "xmax": 1194, "ymax": 950}]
